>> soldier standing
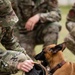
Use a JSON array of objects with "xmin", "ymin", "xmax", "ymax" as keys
[
  {"xmin": 0, "ymin": 0, "xmax": 34, "ymax": 75},
  {"xmin": 13, "ymin": 0, "xmax": 61, "ymax": 60},
  {"xmin": 64, "ymin": 3, "xmax": 75, "ymax": 54}
]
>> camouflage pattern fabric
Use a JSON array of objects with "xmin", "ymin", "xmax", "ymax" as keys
[
  {"xmin": 0, "ymin": 50, "xmax": 30, "ymax": 75},
  {"xmin": 0, "ymin": 0, "xmax": 18, "ymax": 27},
  {"xmin": 64, "ymin": 3, "xmax": 75, "ymax": 55},
  {"xmin": 0, "ymin": 0, "xmax": 31, "ymax": 75},
  {"xmin": 12, "ymin": 0, "xmax": 61, "ymax": 60}
]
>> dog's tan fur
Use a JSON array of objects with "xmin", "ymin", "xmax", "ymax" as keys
[{"xmin": 44, "ymin": 43, "xmax": 75, "ymax": 75}]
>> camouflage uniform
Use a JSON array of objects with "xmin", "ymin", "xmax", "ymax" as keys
[
  {"xmin": 13, "ymin": 0, "xmax": 61, "ymax": 59},
  {"xmin": 0, "ymin": 0, "xmax": 31, "ymax": 75},
  {"xmin": 64, "ymin": 3, "xmax": 75, "ymax": 54}
]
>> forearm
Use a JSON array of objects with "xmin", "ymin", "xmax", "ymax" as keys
[
  {"xmin": 0, "ymin": 50, "xmax": 31, "ymax": 74},
  {"xmin": 1, "ymin": 27, "xmax": 26, "ymax": 53},
  {"xmin": 1, "ymin": 27, "xmax": 31, "ymax": 60}
]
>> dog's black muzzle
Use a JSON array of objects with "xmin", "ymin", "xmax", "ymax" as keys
[{"xmin": 35, "ymin": 51, "xmax": 48, "ymax": 67}]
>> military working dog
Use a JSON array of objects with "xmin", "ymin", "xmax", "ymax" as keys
[{"xmin": 35, "ymin": 42, "xmax": 75, "ymax": 75}]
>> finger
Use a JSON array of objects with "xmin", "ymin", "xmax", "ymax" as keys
[
  {"xmin": 21, "ymin": 66, "xmax": 29, "ymax": 72},
  {"xmin": 23, "ymin": 62, "xmax": 34, "ymax": 69},
  {"xmin": 21, "ymin": 64, "xmax": 33, "ymax": 72},
  {"xmin": 30, "ymin": 23, "xmax": 35, "ymax": 30},
  {"xmin": 25, "ymin": 20, "xmax": 33, "ymax": 28},
  {"xmin": 25, "ymin": 23, "xmax": 33, "ymax": 31},
  {"xmin": 25, "ymin": 22, "xmax": 30, "ymax": 29},
  {"xmin": 24, "ymin": 60, "xmax": 34, "ymax": 64}
]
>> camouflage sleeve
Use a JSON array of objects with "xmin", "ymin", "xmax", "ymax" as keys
[
  {"xmin": 0, "ymin": 50, "xmax": 30, "ymax": 74},
  {"xmin": 39, "ymin": 0, "xmax": 61, "ymax": 23},
  {"xmin": 0, "ymin": 0, "xmax": 31, "ymax": 74},
  {"xmin": 10, "ymin": 0, "xmax": 17, "ymax": 13},
  {"xmin": 1, "ymin": 27, "xmax": 31, "ymax": 55}
]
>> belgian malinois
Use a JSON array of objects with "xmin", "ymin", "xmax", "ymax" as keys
[{"xmin": 35, "ymin": 42, "xmax": 75, "ymax": 75}]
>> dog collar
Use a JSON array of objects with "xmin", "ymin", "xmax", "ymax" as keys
[{"xmin": 49, "ymin": 60, "xmax": 66, "ymax": 75}]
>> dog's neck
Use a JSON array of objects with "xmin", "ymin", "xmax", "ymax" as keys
[{"xmin": 48, "ymin": 51, "xmax": 66, "ymax": 69}]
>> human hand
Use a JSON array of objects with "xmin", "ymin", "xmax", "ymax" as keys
[
  {"xmin": 17, "ymin": 60, "xmax": 34, "ymax": 72},
  {"xmin": 25, "ymin": 14, "xmax": 40, "ymax": 31}
]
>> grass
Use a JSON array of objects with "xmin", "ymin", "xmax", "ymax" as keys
[
  {"xmin": 58, "ymin": 6, "xmax": 71, "ymax": 43},
  {"xmin": 1, "ymin": 6, "xmax": 75, "ymax": 75},
  {"xmin": 58, "ymin": 6, "xmax": 75, "ymax": 62}
]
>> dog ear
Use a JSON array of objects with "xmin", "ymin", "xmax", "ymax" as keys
[{"xmin": 51, "ymin": 42, "xmax": 66, "ymax": 53}]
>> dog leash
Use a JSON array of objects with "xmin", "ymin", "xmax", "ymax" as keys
[{"xmin": 49, "ymin": 60, "xmax": 66, "ymax": 75}]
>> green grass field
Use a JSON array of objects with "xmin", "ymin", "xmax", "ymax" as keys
[{"xmin": 1, "ymin": 6, "xmax": 75, "ymax": 75}]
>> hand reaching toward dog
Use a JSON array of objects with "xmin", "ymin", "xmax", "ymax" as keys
[
  {"xmin": 17, "ymin": 60, "xmax": 34, "ymax": 72},
  {"xmin": 25, "ymin": 14, "xmax": 40, "ymax": 31}
]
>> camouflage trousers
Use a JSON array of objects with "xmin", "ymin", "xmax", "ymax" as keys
[
  {"xmin": 65, "ymin": 23, "xmax": 75, "ymax": 55},
  {"xmin": 17, "ymin": 22, "xmax": 61, "ymax": 60},
  {"xmin": 64, "ymin": 28, "xmax": 75, "ymax": 55}
]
